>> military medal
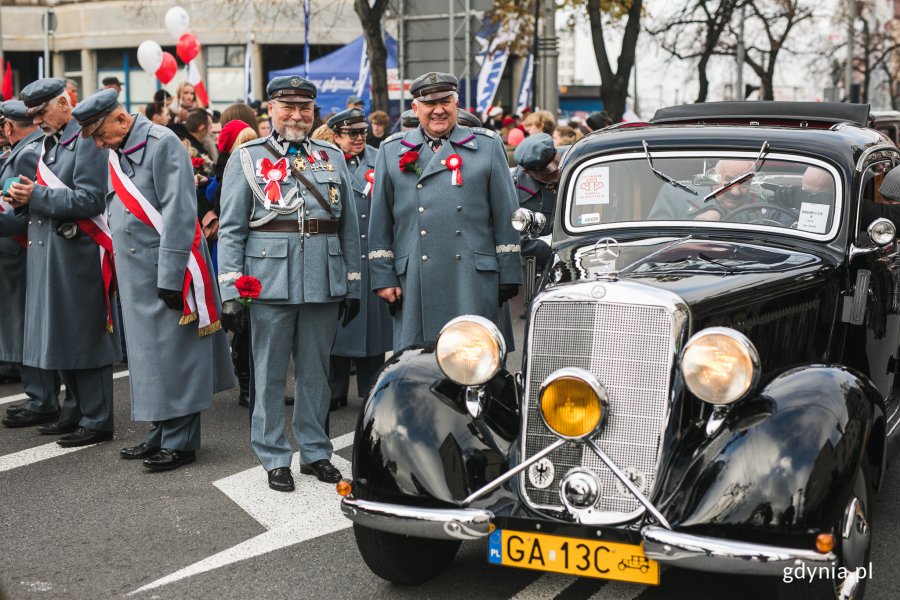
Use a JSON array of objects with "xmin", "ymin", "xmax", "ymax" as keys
[
  {"xmin": 293, "ymin": 157, "xmax": 307, "ymax": 172},
  {"xmin": 329, "ymin": 185, "xmax": 338, "ymax": 204}
]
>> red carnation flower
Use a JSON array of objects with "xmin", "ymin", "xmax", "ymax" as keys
[
  {"xmin": 399, "ymin": 150, "xmax": 422, "ymax": 175},
  {"xmin": 191, "ymin": 157, "xmax": 205, "ymax": 169},
  {"xmin": 234, "ymin": 275, "xmax": 262, "ymax": 306}
]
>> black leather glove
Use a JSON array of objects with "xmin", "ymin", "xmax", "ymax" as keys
[
  {"xmin": 337, "ymin": 298, "xmax": 361, "ymax": 327},
  {"xmin": 221, "ymin": 299, "xmax": 246, "ymax": 334},
  {"xmin": 499, "ymin": 284, "xmax": 519, "ymax": 306},
  {"xmin": 157, "ymin": 288, "xmax": 183, "ymax": 311},
  {"xmin": 387, "ymin": 296, "xmax": 402, "ymax": 316}
]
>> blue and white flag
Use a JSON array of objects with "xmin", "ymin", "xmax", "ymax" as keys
[
  {"xmin": 515, "ymin": 54, "xmax": 533, "ymax": 115},
  {"xmin": 356, "ymin": 39, "xmax": 370, "ymax": 99},
  {"xmin": 475, "ymin": 13, "xmax": 511, "ymax": 120},
  {"xmin": 304, "ymin": 0, "xmax": 311, "ymax": 76},
  {"xmin": 244, "ymin": 36, "xmax": 255, "ymax": 103}
]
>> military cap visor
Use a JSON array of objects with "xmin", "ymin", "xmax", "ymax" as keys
[
  {"xmin": 267, "ymin": 76, "xmax": 317, "ymax": 103},
  {"xmin": 410, "ymin": 72, "xmax": 458, "ymax": 102},
  {"xmin": 400, "ymin": 110, "xmax": 419, "ymax": 126},
  {"xmin": 21, "ymin": 78, "xmax": 67, "ymax": 116},
  {"xmin": 71, "ymin": 89, "xmax": 120, "ymax": 137},
  {"xmin": 1, "ymin": 100, "xmax": 33, "ymax": 123},
  {"xmin": 327, "ymin": 108, "xmax": 367, "ymax": 131}
]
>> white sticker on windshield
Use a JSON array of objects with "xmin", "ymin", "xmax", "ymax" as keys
[
  {"xmin": 578, "ymin": 212, "xmax": 600, "ymax": 225},
  {"xmin": 797, "ymin": 202, "xmax": 830, "ymax": 233},
  {"xmin": 576, "ymin": 167, "xmax": 610, "ymax": 205}
]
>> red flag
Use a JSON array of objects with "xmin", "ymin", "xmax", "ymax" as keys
[
  {"xmin": 2, "ymin": 61, "xmax": 13, "ymax": 101},
  {"xmin": 188, "ymin": 60, "xmax": 209, "ymax": 108}
]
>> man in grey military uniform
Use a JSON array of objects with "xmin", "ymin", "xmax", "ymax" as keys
[
  {"xmin": 325, "ymin": 108, "xmax": 392, "ymax": 411},
  {"xmin": 0, "ymin": 100, "xmax": 62, "ymax": 428},
  {"xmin": 511, "ymin": 132, "xmax": 564, "ymax": 269},
  {"xmin": 218, "ymin": 76, "xmax": 361, "ymax": 492},
  {"xmin": 5, "ymin": 78, "xmax": 121, "ymax": 447},
  {"xmin": 72, "ymin": 89, "xmax": 235, "ymax": 470},
  {"xmin": 368, "ymin": 72, "xmax": 522, "ymax": 351}
]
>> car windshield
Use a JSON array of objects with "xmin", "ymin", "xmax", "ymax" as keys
[{"xmin": 566, "ymin": 151, "xmax": 841, "ymax": 240}]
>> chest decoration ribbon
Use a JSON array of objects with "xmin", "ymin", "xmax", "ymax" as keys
[
  {"xmin": 446, "ymin": 153, "xmax": 463, "ymax": 186},
  {"xmin": 257, "ymin": 157, "xmax": 289, "ymax": 210},
  {"xmin": 37, "ymin": 145, "xmax": 116, "ymax": 333},
  {"xmin": 364, "ymin": 169, "xmax": 375, "ymax": 197},
  {"xmin": 108, "ymin": 151, "xmax": 220, "ymax": 336}
]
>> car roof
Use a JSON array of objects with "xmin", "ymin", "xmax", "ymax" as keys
[{"xmin": 652, "ymin": 101, "xmax": 870, "ymax": 127}]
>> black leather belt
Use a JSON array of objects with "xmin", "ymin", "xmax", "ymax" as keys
[{"xmin": 253, "ymin": 218, "xmax": 340, "ymax": 234}]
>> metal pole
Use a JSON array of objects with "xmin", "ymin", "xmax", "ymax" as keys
[
  {"xmin": 531, "ymin": 0, "xmax": 541, "ymax": 110},
  {"xmin": 449, "ymin": 0, "xmax": 454, "ymax": 75},
  {"xmin": 540, "ymin": 0, "xmax": 558, "ymax": 114},
  {"xmin": 0, "ymin": 1, "xmax": 5, "ymax": 78},
  {"xmin": 43, "ymin": 11, "xmax": 51, "ymax": 78},
  {"xmin": 464, "ymin": 0, "xmax": 471, "ymax": 109},
  {"xmin": 736, "ymin": 4, "xmax": 744, "ymax": 100},
  {"xmin": 399, "ymin": 0, "xmax": 406, "ymax": 111},
  {"xmin": 846, "ymin": 0, "xmax": 855, "ymax": 101}
]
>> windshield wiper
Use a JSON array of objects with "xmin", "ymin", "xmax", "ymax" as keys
[
  {"xmin": 703, "ymin": 141, "xmax": 770, "ymax": 203},
  {"xmin": 642, "ymin": 141, "xmax": 698, "ymax": 196}
]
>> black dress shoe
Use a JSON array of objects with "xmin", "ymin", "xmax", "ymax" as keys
[
  {"xmin": 56, "ymin": 427, "xmax": 113, "ymax": 447},
  {"xmin": 37, "ymin": 421, "xmax": 79, "ymax": 435},
  {"xmin": 120, "ymin": 442, "xmax": 161, "ymax": 460},
  {"xmin": 267, "ymin": 467, "xmax": 295, "ymax": 492},
  {"xmin": 299, "ymin": 459, "xmax": 342, "ymax": 483},
  {"xmin": 5, "ymin": 402, "xmax": 25, "ymax": 417},
  {"xmin": 143, "ymin": 449, "xmax": 196, "ymax": 471},
  {"xmin": 2, "ymin": 409, "xmax": 60, "ymax": 428},
  {"xmin": 329, "ymin": 397, "xmax": 348, "ymax": 412}
]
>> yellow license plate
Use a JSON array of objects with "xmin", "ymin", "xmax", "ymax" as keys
[{"xmin": 488, "ymin": 528, "xmax": 660, "ymax": 585}]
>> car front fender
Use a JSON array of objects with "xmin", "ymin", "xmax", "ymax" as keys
[
  {"xmin": 657, "ymin": 365, "xmax": 884, "ymax": 543},
  {"xmin": 351, "ymin": 347, "xmax": 520, "ymax": 509}
]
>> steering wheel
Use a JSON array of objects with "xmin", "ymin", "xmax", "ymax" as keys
[{"xmin": 721, "ymin": 202, "xmax": 798, "ymax": 226}]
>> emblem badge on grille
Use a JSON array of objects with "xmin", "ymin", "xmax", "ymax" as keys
[
  {"xmin": 615, "ymin": 467, "xmax": 647, "ymax": 497},
  {"xmin": 528, "ymin": 458, "xmax": 555, "ymax": 489},
  {"xmin": 591, "ymin": 285, "xmax": 606, "ymax": 299}
]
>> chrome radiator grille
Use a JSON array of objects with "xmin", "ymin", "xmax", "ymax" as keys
[{"xmin": 522, "ymin": 298, "xmax": 675, "ymax": 517}]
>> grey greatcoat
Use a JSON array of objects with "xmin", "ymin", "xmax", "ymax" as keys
[
  {"xmin": 108, "ymin": 114, "xmax": 234, "ymax": 421},
  {"xmin": 0, "ymin": 130, "xmax": 41, "ymax": 363},
  {"xmin": 368, "ymin": 125, "xmax": 522, "ymax": 351},
  {"xmin": 332, "ymin": 145, "xmax": 392, "ymax": 357},
  {"xmin": 22, "ymin": 118, "xmax": 121, "ymax": 369}
]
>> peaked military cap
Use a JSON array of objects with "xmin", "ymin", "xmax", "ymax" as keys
[
  {"xmin": 21, "ymin": 78, "xmax": 66, "ymax": 117},
  {"xmin": 457, "ymin": 110, "xmax": 482, "ymax": 128},
  {"xmin": 267, "ymin": 75, "xmax": 316, "ymax": 103},
  {"xmin": 0, "ymin": 100, "xmax": 32, "ymax": 123},
  {"xmin": 72, "ymin": 88, "xmax": 121, "ymax": 137},
  {"xmin": 410, "ymin": 72, "xmax": 458, "ymax": 102},
  {"xmin": 400, "ymin": 109, "xmax": 419, "ymax": 129},
  {"xmin": 346, "ymin": 95, "xmax": 363, "ymax": 106},
  {"xmin": 327, "ymin": 108, "xmax": 367, "ymax": 130},
  {"xmin": 881, "ymin": 167, "xmax": 900, "ymax": 201},
  {"xmin": 514, "ymin": 133, "xmax": 557, "ymax": 170}
]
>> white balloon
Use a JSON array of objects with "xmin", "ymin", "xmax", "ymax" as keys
[
  {"xmin": 165, "ymin": 6, "xmax": 191, "ymax": 40},
  {"xmin": 137, "ymin": 40, "xmax": 164, "ymax": 73}
]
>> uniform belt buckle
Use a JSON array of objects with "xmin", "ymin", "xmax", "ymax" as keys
[{"xmin": 307, "ymin": 218, "xmax": 319, "ymax": 234}]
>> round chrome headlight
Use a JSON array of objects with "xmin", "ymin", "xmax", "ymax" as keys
[
  {"xmin": 435, "ymin": 316, "xmax": 506, "ymax": 386},
  {"xmin": 868, "ymin": 217, "xmax": 896, "ymax": 246},
  {"xmin": 680, "ymin": 327, "xmax": 759, "ymax": 405},
  {"xmin": 539, "ymin": 368, "xmax": 608, "ymax": 440},
  {"xmin": 511, "ymin": 207, "xmax": 534, "ymax": 232}
]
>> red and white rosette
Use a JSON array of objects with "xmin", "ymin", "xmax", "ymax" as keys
[
  {"xmin": 446, "ymin": 153, "xmax": 463, "ymax": 186},
  {"xmin": 364, "ymin": 169, "xmax": 375, "ymax": 197},
  {"xmin": 258, "ymin": 157, "xmax": 289, "ymax": 209}
]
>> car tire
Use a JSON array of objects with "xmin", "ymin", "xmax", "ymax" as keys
[
  {"xmin": 775, "ymin": 465, "xmax": 871, "ymax": 600},
  {"xmin": 353, "ymin": 523, "xmax": 461, "ymax": 585}
]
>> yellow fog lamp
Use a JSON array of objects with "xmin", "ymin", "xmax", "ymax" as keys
[
  {"xmin": 436, "ymin": 316, "xmax": 506, "ymax": 386},
  {"xmin": 539, "ymin": 368, "xmax": 608, "ymax": 440},
  {"xmin": 680, "ymin": 327, "xmax": 759, "ymax": 405}
]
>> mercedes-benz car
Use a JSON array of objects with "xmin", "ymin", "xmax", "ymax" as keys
[{"xmin": 338, "ymin": 102, "xmax": 900, "ymax": 600}]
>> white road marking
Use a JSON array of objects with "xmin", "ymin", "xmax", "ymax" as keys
[
  {"xmin": 128, "ymin": 432, "xmax": 355, "ymax": 595},
  {"xmin": 511, "ymin": 573, "xmax": 579, "ymax": 600},
  {"xmin": 0, "ymin": 441, "xmax": 99, "ymax": 473},
  {"xmin": 588, "ymin": 580, "xmax": 647, "ymax": 599},
  {"xmin": 0, "ymin": 370, "xmax": 130, "ymax": 406}
]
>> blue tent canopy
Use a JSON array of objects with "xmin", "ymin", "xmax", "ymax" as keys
[{"xmin": 269, "ymin": 35, "xmax": 398, "ymax": 115}]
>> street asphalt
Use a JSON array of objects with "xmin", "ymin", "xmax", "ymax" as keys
[{"xmin": 1, "ymin": 293, "xmax": 898, "ymax": 599}]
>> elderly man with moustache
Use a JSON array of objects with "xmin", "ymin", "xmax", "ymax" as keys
[
  {"xmin": 71, "ymin": 88, "xmax": 235, "ymax": 470},
  {"xmin": 367, "ymin": 72, "xmax": 521, "ymax": 351},
  {"xmin": 218, "ymin": 76, "xmax": 361, "ymax": 492},
  {"xmin": 0, "ymin": 100, "xmax": 62, "ymax": 429},
  {"xmin": 4, "ymin": 78, "xmax": 121, "ymax": 447}
]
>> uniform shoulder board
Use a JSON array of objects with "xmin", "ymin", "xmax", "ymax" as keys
[
  {"xmin": 472, "ymin": 127, "xmax": 495, "ymax": 138},
  {"xmin": 383, "ymin": 132, "xmax": 404, "ymax": 144},
  {"xmin": 241, "ymin": 137, "xmax": 267, "ymax": 148},
  {"xmin": 147, "ymin": 124, "xmax": 169, "ymax": 139},
  {"xmin": 312, "ymin": 139, "xmax": 340, "ymax": 151}
]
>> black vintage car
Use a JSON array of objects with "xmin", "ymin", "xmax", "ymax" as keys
[{"xmin": 339, "ymin": 102, "xmax": 900, "ymax": 600}]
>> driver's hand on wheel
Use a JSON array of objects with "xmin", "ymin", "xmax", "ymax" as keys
[{"xmin": 694, "ymin": 208, "xmax": 722, "ymax": 221}]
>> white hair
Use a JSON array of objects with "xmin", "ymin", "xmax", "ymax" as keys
[
  {"xmin": 56, "ymin": 91, "xmax": 73, "ymax": 108},
  {"xmin": 412, "ymin": 92, "xmax": 459, "ymax": 107}
]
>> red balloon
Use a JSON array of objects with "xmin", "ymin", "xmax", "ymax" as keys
[
  {"xmin": 155, "ymin": 52, "xmax": 178, "ymax": 84},
  {"xmin": 176, "ymin": 33, "xmax": 201, "ymax": 64}
]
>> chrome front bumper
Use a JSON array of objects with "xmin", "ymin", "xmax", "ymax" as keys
[
  {"xmin": 341, "ymin": 499, "xmax": 838, "ymax": 576},
  {"xmin": 340, "ymin": 498, "xmax": 493, "ymax": 541},
  {"xmin": 642, "ymin": 526, "xmax": 838, "ymax": 576}
]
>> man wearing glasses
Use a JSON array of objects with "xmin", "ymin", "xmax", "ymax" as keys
[
  {"xmin": 218, "ymin": 76, "xmax": 361, "ymax": 493},
  {"xmin": 325, "ymin": 108, "xmax": 392, "ymax": 412},
  {"xmin": 4, "ymin": 78, "xmax": 121, "ymax": 446}
]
